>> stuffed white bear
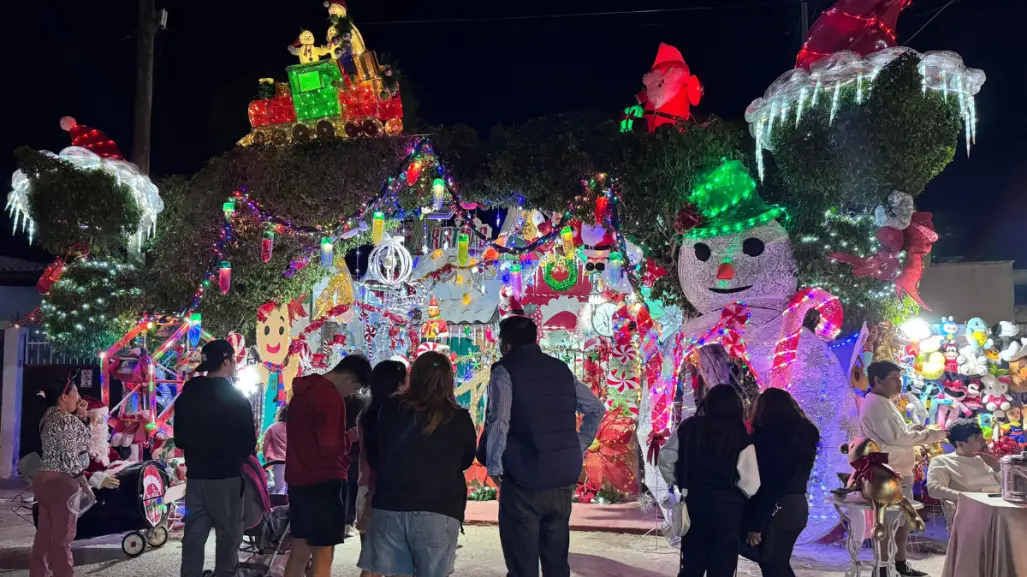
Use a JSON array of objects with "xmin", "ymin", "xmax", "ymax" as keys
[
  {"xmin": 957, "ymin": 345, "xmax": 988, "ymax": 376},
  {"xmin": 981, "ymin": 374, "xmax": 1013, "ymax": 417}
]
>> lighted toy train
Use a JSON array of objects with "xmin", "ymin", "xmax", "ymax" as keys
[{"xmin": 238, "ymin": 54, "xmax": 403, "ymax": 147}]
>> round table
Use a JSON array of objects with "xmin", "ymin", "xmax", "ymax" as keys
[{"xmin": 830, "ymin": 495, "xmax": 924, "ymax": 577}]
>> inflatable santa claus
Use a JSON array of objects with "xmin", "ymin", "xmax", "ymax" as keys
[{"xmin": 81, "ymin": 398, "xmax": 132, "ymax": 490}]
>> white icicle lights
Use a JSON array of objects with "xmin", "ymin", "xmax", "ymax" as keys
[
  {"xmin": 7, "ymin": 146, "xmax": 164, "ymax": 250},
  {"xmin": 745, "ymin": 47, "xmax": 985, "ymax": 180}
]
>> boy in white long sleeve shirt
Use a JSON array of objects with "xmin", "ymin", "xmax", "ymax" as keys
[
  {"xmin": 926, "ymin": 419, "xmax": 1001, "ymax": 522},
  {"xmin": 858, "ymin": 361, "xmax": 948, "ymax": 577}
]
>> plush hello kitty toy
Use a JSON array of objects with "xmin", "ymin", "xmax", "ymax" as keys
[
  {"xmin": 981, "ymin": 374, "xmax": 1013, "ymax": 418},
  {"xmin": 674, "ymin": 160, "xmax": 856, "ymax": 541}
]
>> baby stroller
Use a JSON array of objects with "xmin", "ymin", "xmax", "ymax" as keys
[{"xmin": 205, "ymin": 455, "xmax": 309, "ymax": 577}]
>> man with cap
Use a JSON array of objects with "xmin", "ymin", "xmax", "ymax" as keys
[{"xmin": 175, "ymin": 340, "xmax": 257, "ymax": 577}]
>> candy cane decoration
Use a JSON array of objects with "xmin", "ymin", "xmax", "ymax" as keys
[{"xmin": 770, "ymin": 287, "xmax": 843, "ymax": 389}]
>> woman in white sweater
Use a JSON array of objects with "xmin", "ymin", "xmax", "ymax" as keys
[{"xmin": 926, "ymin": 418, "xmax": 1001, "ymax": 522}]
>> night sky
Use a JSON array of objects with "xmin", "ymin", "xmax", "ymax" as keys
[{"xmin": 3, "ymin": 0, "xmax": 1024, "ymax": 265}]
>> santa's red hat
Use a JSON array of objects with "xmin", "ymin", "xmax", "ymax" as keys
[
  {"xmin": 60, "ymin": 116, "xmax": 124, "ymax": 160},
  {"xmin": 652, "ymin": 43, "xmax": 685, "ymax": 68}
]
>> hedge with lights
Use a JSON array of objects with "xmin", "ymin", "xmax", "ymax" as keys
[
  {"xmin": 13, "ymin": 148, "xmax": 142, "ymax": 256},
  {"xmin": 759, "ymin": 54, "xmax": 964, "ymax": 327}
]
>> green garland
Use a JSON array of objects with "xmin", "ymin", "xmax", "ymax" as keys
[{"xmin": 543, "ymin": 260, "xmax": 578, "ymax": 292}]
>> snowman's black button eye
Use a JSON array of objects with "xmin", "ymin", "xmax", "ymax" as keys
[
  {"xmin": 694, "ymin": 243, "xmax": 711, "ymax": 262},
  {"xmin": 743, "ymin": 238, "xmax": 765, "ymax": 257}
]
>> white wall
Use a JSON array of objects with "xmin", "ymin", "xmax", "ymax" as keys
[{"xmin": 918, "ymin": 261, "xmax": 1015, "ymax": 322}]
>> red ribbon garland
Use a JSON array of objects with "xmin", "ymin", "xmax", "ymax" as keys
[
  {"xmin": 829, "ymin": 212, "xmax": 938, "ymax": 309},
  {"xmin": 646, "ymin": 428, "xmax": 670, "ymax": 465}
]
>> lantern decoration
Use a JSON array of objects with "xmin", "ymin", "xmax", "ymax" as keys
[
  {"xmin": 261, "ymin": 228, "xmax": 275, "ymax": 264},
  {"xmin": 222, "ymin": 200, "xmax": 235, "ymax": 220},
  {"xmin": 560, "ymin": 226, "xmax": 575, "ymax": 256},
  {"xmin": 371, "ymin": 211, "xmax": 385, "ymax": 245},
  {"xmin": 510, "ymin": 263, "xmax": 523, "ymax": 299},
  {"xmin": 457, "ymin": 233, "xmax": 470, "ymax": 266},
  {"xmin": 320, "ymin": 237, "xmax": 334, "ymax": 269},
  {"xmin": 431, "ymin": 178, "xmax": 447, "ymax": 211},
  {"xmin": 462, "ymin": 293, "xmax": 472, "ymax": 306},
  {"xmin": 218, "ymin": 261, "xmax": 232, "ymax": 295},
  {"xmin": 188, "ymin": 313, "xmax": 203, "ymax": 347},
  {"xmin": 367, "ymin": 234, "xmax": 413, "ymax": 287}
]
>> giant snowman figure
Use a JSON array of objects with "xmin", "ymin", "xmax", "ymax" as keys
[{"xmin": 674, "ymin": 160, "xmax": 857, "ymax": 542}]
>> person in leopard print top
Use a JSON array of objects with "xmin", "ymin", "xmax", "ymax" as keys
[{"xmin": 31, "ymin": 376, "xmax": 91, "ymax": 577}]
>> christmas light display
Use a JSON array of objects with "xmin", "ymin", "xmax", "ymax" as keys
[
  {"xmin": 320, "ymin": 237, "xmax": 334, "ymax": 269},
  {"xmin": 371, "ymin": 211, "xmax": 385, "ymax": 245},
  {"xmin": 456, "ymin": 233, "xmax": 470, "ymax": 267},
  {"xmin": 188, "ymin": 313, "xmax": 202, "ymax": 347},
  {"xmin": 631, "ymin": 43, "xmax": 702, "ymax": 133},
  {"xmin": 7, "ymin": 118, "xmax": 164, "ymax": 250},
  {"xmin": 218, "ymin": 261, "xmax": 232, "ymax": 295},
  {"xmin": 222, "ymin": 200, "xmax": 235, "ymax": 220},
  {"xmin": 560, "ymin": 226, "xmax": 575, "ymax": 255},
  {"xmin": 675, "ymin": 160, "xmax": 856, "ymax": 542},
  {"xmin": 510, "ymin": 263, "xmax": 522, "ymax": 299},
  {"xmin": 261, "ymin": 228, "xmax": 275, "ymax": 263}
]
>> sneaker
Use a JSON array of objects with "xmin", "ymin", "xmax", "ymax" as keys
[
  {"xmin": 895, "ymin": 560, "xmax": 929, "ymax": 576},
  {"xmin": 344, "ymin": 524, "xmax": 357, "ymax": 538}
]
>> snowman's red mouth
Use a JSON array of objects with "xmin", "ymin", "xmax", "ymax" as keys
[{"xmin": 709, "ymin": 286, "xmax": 752, "ymax": 294}]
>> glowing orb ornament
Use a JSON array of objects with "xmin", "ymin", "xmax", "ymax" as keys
[{"xmin": 367, "ymin": 234, "xmax": 412, "ymax": 287}]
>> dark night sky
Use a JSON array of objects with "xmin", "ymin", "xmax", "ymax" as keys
[{"xmin": 3, "ymin": 0, "xmax": 1024, "ymax": 265}]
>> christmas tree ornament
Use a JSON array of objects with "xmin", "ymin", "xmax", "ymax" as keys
[
  {"xmin": 632, "ymin": 44, "xmax": 702, "ymax": 133},
  {"xmin": 222, "ymin": 200, "xmax": 235, "ymax": 220},
  {"xmin": 367, "ymin": 234, "xmax": 412, "ymax": 287},
  {"xmin": 261, "ymin": 228, "xmax": 275, "ymax": 264},
  {"xmin": 218, "ymin": 261, "xmax": 232, "ymax": 295}
]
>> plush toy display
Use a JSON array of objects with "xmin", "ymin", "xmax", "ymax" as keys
[{"xmin": 981, "ymin": 374, "xmax": 1013, "ymax": 416}]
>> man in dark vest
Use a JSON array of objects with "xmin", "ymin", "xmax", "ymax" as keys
[{"xmin": 485, "ymin": 315, "xmax": 605, "ymax": 577}]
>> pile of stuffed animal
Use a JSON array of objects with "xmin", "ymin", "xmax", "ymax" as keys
[{"xmin": 894, "ymin": 317, "xmax": 1026, "ymax": 454}]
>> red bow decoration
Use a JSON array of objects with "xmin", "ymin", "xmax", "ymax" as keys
[
  {"xmin": 674, "ymin": 203, "xmax": 704, "ymax": 234},
  {"xmin": 850, "ymin": 452, "xmax": 896, "ymax": 486},
  {"xmin": 829, "ymin": 212, "xmax": 937, "ymax": 309},
  {"xmin": 641, "ymin": 258, "xmax": 668, "ymax": 288},
  {"xmin": 646, "ymin": 428, "xmax": 670, "ymax": 465}
]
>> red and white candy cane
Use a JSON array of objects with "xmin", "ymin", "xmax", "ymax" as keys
[{"xmin": 769, "ymin": 287, "xmax": 843, "ymax": 389}]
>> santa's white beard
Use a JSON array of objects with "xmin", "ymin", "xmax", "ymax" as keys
[{"xmin": 88, "ymin": 422, "xmax": 111, "ymax": 467}]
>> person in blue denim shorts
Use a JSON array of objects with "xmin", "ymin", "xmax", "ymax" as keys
[{"xmin": 357, "ymin": 352, "xmax": 476, "ymax": 577}]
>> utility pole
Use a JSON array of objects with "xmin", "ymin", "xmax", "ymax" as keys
[
  {"xmin": 800, "ymin": 0, "xmax": 810, "ymax": 38},
  {"xmin": 133, "ymin": 0, "xmax": 158, "ymax": 175}
]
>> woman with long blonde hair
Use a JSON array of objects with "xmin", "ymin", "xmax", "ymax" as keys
[{"xmin": 357, "ymin": 352, "xmax": 476, "ymax": 577}]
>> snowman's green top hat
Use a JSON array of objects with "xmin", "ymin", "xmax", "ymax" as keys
[{"xmin": 677, "ymin": 159, "xmax": 787, "ymax": 239}]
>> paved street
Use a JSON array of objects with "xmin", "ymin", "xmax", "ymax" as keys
[{"xmin": 0, "ymin": 481, "xmax": 946, "ymax": 577}]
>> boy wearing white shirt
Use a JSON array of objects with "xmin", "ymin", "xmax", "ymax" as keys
[
  {"xmin": 926, "ymin": 419, "xmax": 1001, "ymax": 522},
  {"xmin": 858, "ymin": 361, "xmax": 948, "ymax": 577}
]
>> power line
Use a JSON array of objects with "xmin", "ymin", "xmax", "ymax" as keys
[
  {"xmin": 905, "ymin": 0, "xmax": 962, "ymax": 43},
  {"xmin": 359, "ymin": 2, "xmax": 789, "ymax": 26}
]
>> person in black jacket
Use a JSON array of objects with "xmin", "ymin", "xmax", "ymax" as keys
[
  {"xmin": 741, "ymin": 387, "xmax": 820, "ymax": 577},
  {"xmin": 175, "ymin": 340, "xmax": 257, "ymax": 577},
  {"xmin": 356, "ymin": 351, "xmax": 476, "ymax": 577},
  {"xmin": 658, "ymin": 384, "xmax": 761, "ymax": 577}
]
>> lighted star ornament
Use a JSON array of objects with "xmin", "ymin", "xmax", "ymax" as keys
[
  {"xmin": 7, "ymin": 117, "xmax": 163, "ymax": 252},
  {"xmin": 675, "ymin": 159, "xmax": 856, "ymax": 543}
]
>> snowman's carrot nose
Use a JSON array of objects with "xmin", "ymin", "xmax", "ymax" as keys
[{"xmin": 716, "ymin": 263, "xmax": 734, "ymax": 280}]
